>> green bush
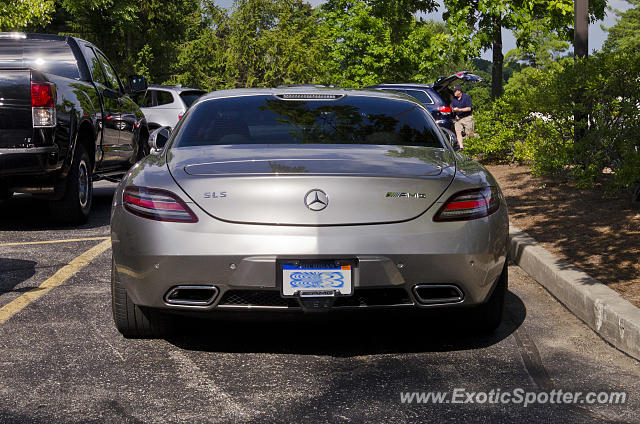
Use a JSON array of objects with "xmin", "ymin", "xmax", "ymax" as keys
[{"xmin": 468, "ymin": 51, "xmax": 640, "ymax": 194}]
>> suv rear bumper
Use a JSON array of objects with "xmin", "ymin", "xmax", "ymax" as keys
[{"xmin": 0, "ymin": 146, "xmax": 60, "ymax": 177}]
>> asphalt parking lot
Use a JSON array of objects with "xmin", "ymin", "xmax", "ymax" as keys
[{"xmin": 1, "ymin": 182, "xmax": 639, "ymax": 423}]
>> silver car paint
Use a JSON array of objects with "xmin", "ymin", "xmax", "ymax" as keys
[
  {"xmin": 111, "ymin": 88, "xmax": 509, "ymax": 312},
  {"xmin": 169, "ymin": 145, "xmax": 456, "ymax": 225}
]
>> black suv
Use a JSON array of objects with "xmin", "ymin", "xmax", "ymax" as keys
[
  {"xmin": 0, "ymin": 32, "xmax": 148, "ymax": 224},
  {"xmin": 366, "ymin": 71, "xmax": 482, "ymax": 131}
]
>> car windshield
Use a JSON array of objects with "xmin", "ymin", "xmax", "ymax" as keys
[
  {"xmin": 179, "ymin": 91, "xmax": 205, "ymax": 107},
  {"xmin": 172, "ymin": 94, "xmax": 444, "ymax": 148}
]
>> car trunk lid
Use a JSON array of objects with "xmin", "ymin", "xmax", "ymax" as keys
[
  {"xmin": 168, "ymin": 144, "xmax": 456, "ymax": 226},
  {"xmin": 432, "ymin": 71, "xmax": 483, "ymax": 96}
]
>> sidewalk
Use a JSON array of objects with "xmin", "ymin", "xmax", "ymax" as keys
[{"xmin": 509, "ymin": 225, "xmax": 640, "ymax": 361}]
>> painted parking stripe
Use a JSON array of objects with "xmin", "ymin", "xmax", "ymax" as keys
[
  {"xmin": 0, "ymin": 239, "xmax": 111, "ymax": 324},
  {"xmin": 0, "ymin": 236, "xmax": 109, "ymax": 248}
]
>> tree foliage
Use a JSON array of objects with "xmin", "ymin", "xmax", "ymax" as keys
[
  {"xmin": 505, "ymin": 29, "xmax": 570, "ymax": 68},
  {"xmin": 467, "ymin": 51, "xmax": 640, "ymax": 193},
  {"xmin": 59, "ymin": 0, "xmax": 200, "ymax": 83},
  {"xmin": 319, "ymin": 0, "xmax": 464, "ymax": 87},
  {"xmin": 168, "ymin": 0, "xmax": 327, "ymax": 90},
  {"xmin": 603, "ymin": 0, "xmax": 640, "ymax": 53},
  {"xmin": 0, "ymin": 0, "xmax": 55, "ymax": 31},
  {"xmin": 441, "ymin": 0, "xmax": 606, "ymax": 98}
]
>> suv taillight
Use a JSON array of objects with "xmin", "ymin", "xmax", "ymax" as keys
[
  {"xmin": 438, "ymin": 106, "xmax": 452, "ymax": 113},
  {"xmin": 31, "ymin": 82, "xmax": 56, "ymax": 127},
  {"xmin": 433, "ymin": 187, "xmax": 501, "ymax": 222},
  {"xmin": 123, "ymin": 186, "xmax": 198, "ymax": 223}
]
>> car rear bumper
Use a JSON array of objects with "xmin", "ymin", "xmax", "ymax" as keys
[
  {"xmin": 0, "ymin": 146, "xmax": 60, "ymax": 177},
  {"xmin": 111, "ymin": 203, "xmax": 509, "ymax": 313},
  {"xmin": 434, "ymin": 118, "xmax": 454, "ymax": 131}
]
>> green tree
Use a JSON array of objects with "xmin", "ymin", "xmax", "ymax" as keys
[
  {"xmin": 442, "ymin": 0, "xmax": 606, "ymax": 99},
  {"xmin": 59, "ymin": 0, "xmax": 200, "ymax": 83},
  {"xmin": 0, "ymin": 0, "xmax": 55, "ymax": 30},
  {"xmin": 224, "ymin": 0, "xmax": 326, "ymax": 87},
  {"xmin": 603, "ymin": 0, "xmax": 640, "ymax": 53},
  {"xmin": 169, "ymin": 0, "xmax": 327, "ymax": 89},
  {"xmin": 166, "ymin": 1, "xmax": 229, "ymax": 90},
  {"xmin": 366, "ymin": 0, "xmax": 437, "ymax": 42},
  {"xmin": 505, "ymin": 29, "xmax": 570, "ymax": 68},
  {"xmin": 319, "ymin": 0, "xmax": 462, "ymax": 86},
  {"xmin": 318, "ymin": 0, "xmax": 394, "ymax": 86}
]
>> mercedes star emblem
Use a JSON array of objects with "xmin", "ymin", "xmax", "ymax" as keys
[{"xmin": 304, "ymin": 189, "xmax": 328, "ymax": 211}]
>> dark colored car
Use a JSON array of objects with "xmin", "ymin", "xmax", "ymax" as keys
[
  {"xmin": 0, "ymin": 32, "xmax": 149, "ymax": 224},
  {"xmin": 366, "ymin": 71, "xmax": 482, "ymax": 131}
]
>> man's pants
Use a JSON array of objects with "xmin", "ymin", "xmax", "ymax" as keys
[{"xmin": 454, "ymin": 115, "xmax": 474, "ymax": 135}]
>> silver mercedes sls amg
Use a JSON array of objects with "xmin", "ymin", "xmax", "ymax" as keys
[{"xmin": 110, "ymin": 87, "xmax": 509, "ymax": 338}]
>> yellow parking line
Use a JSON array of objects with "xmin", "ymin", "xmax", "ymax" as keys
[
  {"xmin": 0, "ymin": 239, "xmax": 111, "ymax": 324},
  {"xmin": 0, "ymin": 236, "xmax": 109, "ymax": 247}
]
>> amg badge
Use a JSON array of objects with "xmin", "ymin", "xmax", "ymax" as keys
[{"xmin": 386, "ymin": 192, "xmax": 427, "ymax": 199}]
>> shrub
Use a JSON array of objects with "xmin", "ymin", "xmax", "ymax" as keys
[{"xmin": 469, "ymin": 51, "xmax": 640, "ymax": 194}]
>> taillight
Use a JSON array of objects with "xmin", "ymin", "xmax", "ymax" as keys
[
  {"xmin": 433, "ymin": 187, "xmax": 501, "ymax": 222},
  {"xmin": 178, "ymin": 114, "xmax": 182, "ymax": 120},
  {"xmin": 123, "ymin": 186, "xmax": 198, "ymax": 222},
  {"xmin": 438, "ymin": 106, "xmax": 451, "ymax": 113},
  {"xmin": 31, "ymin": 81, "xmax": 56, "ymax": 127}
]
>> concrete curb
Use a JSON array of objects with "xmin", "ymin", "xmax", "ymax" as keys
[{"xmin": 509, "ymin": 225, "xmax": 640, "ymax": 361}]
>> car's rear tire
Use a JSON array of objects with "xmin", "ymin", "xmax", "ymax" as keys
[
  {"xmin": 471, "ymin": 261, "xmax": 508, "ymax": 333},
  {"xmin": 111, "ymin": 258, "xmax": 172, "ymax": 338},
  {"xmin": 49, "ymin": 144, "xmax": 92, "ymax": 225}
]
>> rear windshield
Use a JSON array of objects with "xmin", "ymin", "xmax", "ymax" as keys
[
  {"xmin": 179, "ymin": 90, "xmax": 205, "ymax": 107},
  {"xmin": 172, "ymin": 95, "xmax": 444, "ymax": 148},
  {"xmin": 381, "ymin": 88, "xmax": 435, "ymax": 105},
  {"xmin": 0, "ymin": 38, "xmax": 80, "ymax": 80}
]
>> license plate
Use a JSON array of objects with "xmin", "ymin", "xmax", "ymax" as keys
[{"xmin": 281, "ymin": 262, "xmax": 353, "ymax": 297}]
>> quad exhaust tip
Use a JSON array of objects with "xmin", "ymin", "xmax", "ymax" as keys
[
  {"xmin": 165, "ymin": 285, "xmax": 218, "ymax": 306},
  {"xmin": 412, "ymin": 284, "xmax": 464, "ymax": 305}
]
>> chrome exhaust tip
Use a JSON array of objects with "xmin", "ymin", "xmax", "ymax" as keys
[
  {"xmin": 412, "ymin": 284, "xmax": 464, "ymax": 305},
  {"xmin": 164, "ymin": 285, "xmax": 219, "ymax": 306}
]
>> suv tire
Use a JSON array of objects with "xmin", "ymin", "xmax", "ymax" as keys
[{"xmin": 49, "ymin": 144, "xmax": 92, "ymax": 225}]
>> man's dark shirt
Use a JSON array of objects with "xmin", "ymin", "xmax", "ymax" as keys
[{"xmin": 451, "ymin": 93, "xmax": 472, "ymax": 119}]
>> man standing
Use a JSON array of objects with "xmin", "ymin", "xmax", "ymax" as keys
[{"xmin": 450, "ymin": 85, "xmax": 474, "ymax": 150}]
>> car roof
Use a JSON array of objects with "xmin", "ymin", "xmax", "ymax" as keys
[
  {"xmin": 148, "ymin": 85, "xmax": 204, "ymax": 93},
  {"xmin": 0, "ymin": 32, "xmax": 94, "ymax": 47},
  {"xmin": 198, "ymin": 87, "xmax": 421, "ymax": 103},
  {"xmin": 366, "ymin": 83, "xmax": 436, "ymax": 90}
]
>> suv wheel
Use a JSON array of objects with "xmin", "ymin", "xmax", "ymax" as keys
[{"xmin": 49, "ymin": 144, "xmax": 92, "ymax": 225}]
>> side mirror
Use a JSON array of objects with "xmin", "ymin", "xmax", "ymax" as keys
[
  {"xmin": 128, "ymin": 75, "xmax": 148, "ymax": 93},
  {"xmin": 149, "ymin": 126, "xmax": 171, "ymax": 154},
  {"xmin": 441, "ymin": 128, "xmax": 460, "ymax": 152}
]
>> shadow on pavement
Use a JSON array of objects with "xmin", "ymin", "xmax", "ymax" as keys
[
  {"xmin": 0, "ymin": 258, "xmax": 36, "ymax": 294},
  {"xmin": 0, "ymin": 185, "xmax": 114, "ymax": 231},
  {"xmin": 166, "ymin": 291, "xmax": 526, "ymax": 356}
]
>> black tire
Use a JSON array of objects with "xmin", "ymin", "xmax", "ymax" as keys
[
  {"xmin": 49, "ymin": 144, "xmax": 92, "ymax": 225},
  {"xmin": 111, "ymin": 258, "xmax": 172, "ymax": 338},
  {"xmin": 470, "ymin": 261, "xmax": 508, "ymax": 333}
]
